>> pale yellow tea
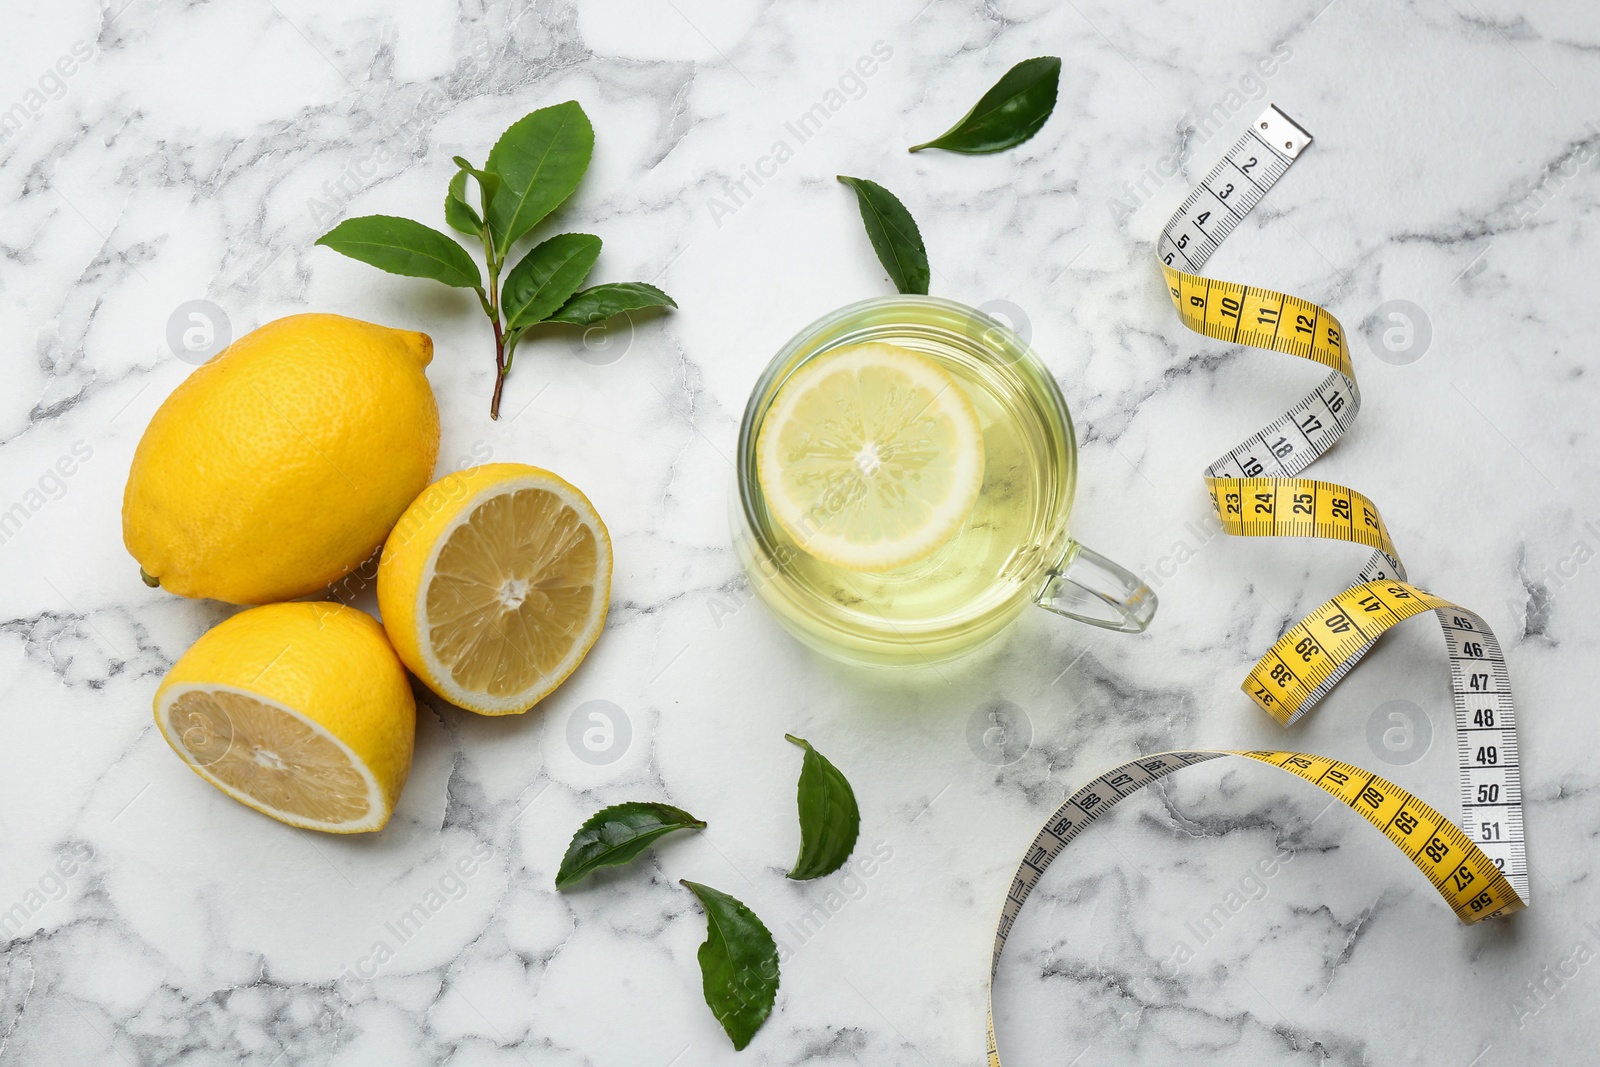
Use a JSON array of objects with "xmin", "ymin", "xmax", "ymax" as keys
[{"xmin": 735, "ymin": 298, "xmax": 1080, "ymax": 666}]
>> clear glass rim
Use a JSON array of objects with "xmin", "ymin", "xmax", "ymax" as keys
[{"xmin": 735, "ymin": 294, "xmax": 1078, "ymax": 577}]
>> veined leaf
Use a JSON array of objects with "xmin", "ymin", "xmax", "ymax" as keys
[
  {"xmin": 546, "ymin": 281, "xmax": 677, "ymax": 325},
  {"xmin": 485, "ymin": 101, "xmax": 594, "ymax": 254},
  {"xmin": 315, "ymin": 215, "xmax": 481, "ymax": 288},
  {"xmin": 503, "ymin": 233, "xmax": 602, "ymax": 329},
  {"xmin": 555, "ymin": 802, "xmax": 705, "ymax": 889},
  {"xmin": 836, "ymin": 176, "xmax": 929, "ymax": 295},
  {"xmin": 680, "ymin": 880, "xmax": 779, "ymax": 1051},
  {"xmin": 785, "ymin": 735, "xmax": 860, "ymax": 880},
  {"xmin": 451, "ymin": 156, "xmax": 502, "ymax": 215},
  {"xmin": 908, "ymin": 56, "xmax": 1061, "ymax": 154},
  {"xmin": 445, "ymin": 170, "xmax": 483, "ymax": 236}
]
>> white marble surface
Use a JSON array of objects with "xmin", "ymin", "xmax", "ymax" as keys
[{"xmin": 3, "ymin": 1, "xmax": 1600, "ymax": 1063}]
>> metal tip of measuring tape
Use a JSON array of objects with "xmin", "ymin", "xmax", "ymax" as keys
[{"xmin": 1256, "ymin": 103, "xmax": 1313, "ymax": 159}]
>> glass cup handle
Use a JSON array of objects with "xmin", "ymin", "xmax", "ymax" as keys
[{"xmin": 1034, "ymin": 540, "xmax": 1158, "ymax": 634}]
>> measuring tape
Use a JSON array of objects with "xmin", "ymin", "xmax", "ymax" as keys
[{"xmin": 985, "ymin": 106, "xmax": 1527, "ymax": 1064}]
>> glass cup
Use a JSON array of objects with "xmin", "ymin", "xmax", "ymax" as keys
[{"xmin": 733, "ymin": 295, "xmax": 1155, "ymax": 667}]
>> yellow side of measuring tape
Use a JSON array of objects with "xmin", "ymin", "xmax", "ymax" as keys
[{"xmin": 985, "ymin": 106, "xmax": 1527, "ymax": 1065}]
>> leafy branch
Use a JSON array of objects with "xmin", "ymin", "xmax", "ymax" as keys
[{"xmin": 316, "ymin": 101, "xmax": 677, "ymax": 419}]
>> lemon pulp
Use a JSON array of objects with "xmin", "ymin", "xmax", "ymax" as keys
[
  {"xmin": 756, "ymin": 342, "xmax": 984, "ymax": 571},
  {"xmin": 427, "ymin": 485, "xmax": 603, "ymax": 700},
  {"xmin": 161, "ymin": 687, "xmax": 379, "ymax": 827}
]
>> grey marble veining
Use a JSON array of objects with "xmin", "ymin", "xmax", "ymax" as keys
[{"xmin": 3, "ymin": 1, "xmax": 1600, "ymax": 1064}]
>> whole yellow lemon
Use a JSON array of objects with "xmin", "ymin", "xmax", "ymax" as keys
[{"xmin": 123, "ymin": 313, "xmax": 440, "ymax": 604}]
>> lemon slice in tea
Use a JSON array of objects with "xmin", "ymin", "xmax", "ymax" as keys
[
  {"xmin": 756, "ymin": 342, "xmax": 984, "ymax": 571},
  {"xmin": 377, "ymin": 464, "xmax": 612, "ymax": 715}
]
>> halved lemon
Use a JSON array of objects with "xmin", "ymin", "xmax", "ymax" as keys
[
  {"xmin": 377, "ymin": 463, "xmax": 612, "ymax": 715},
  {"xmin": 154, "ymin": 602, "xmax": 416, "ymax": 833},
  {"xmin": 756, "ymin": 342, "xmax": 985, "ymax": 571}
]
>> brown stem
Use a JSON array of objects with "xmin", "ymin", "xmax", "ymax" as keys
[
  {"xmin": 478, "ymin": 227, "xmax": 506, "ymax": 419},
  {"xmin": 489, "ymin": 315, "xmax": 506, "ymax": 419}
]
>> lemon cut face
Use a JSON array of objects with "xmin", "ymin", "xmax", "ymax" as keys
[
  {"xmin": 425, "ymin": 483, "xmax": 607, "ymax": 703},
  {"xmin": 756, "ymin": 342, "xmax": 985, "ymax": 571},
  {"xmin": 378, "ymin": 464, "xmax": 613, "ymax": 716},
  {"xmin": 159, "ymin": 686, "xmax": 383, "ymax": 830}
]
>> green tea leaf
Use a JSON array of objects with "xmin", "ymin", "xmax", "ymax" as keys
[
  {"xmin": 315, "ymin": 215, "xmax": 482, "ymax": 288},
  {"xmin": 545, "ymin": 281, "xmax": 677, "ymax": 325},
  {"xmin": 445, "ymin": 170, "xmax": 483, "ymax": 236},
  {"xmin": 680, "ymin": 880, "xmax": 779, "ymax": 1051},
  {"xmin": 486, "ymin": 101, "xmax": 594, "ymax": 254},
  {"xmin": 451, "ymin": 156, "xmax": 502, "ymax": 214},
  {"xmin": 503, "ymin": 233, "xmax": 602, "ymax": 329},
  {"xmin": 451, "ymin": 156, "xmax": 499, "ymax": 217},
  {"xmin": 555, "ymin": 802, "xmax": 706, "ymax": 890},
  {"xmin": 835, "ymin": 176, "xmax": 929, "ymax": 295},
  {"xmin": 908, "ymin": 56, "xmax": 1061, "ymax": 154},
  {"xmin": 784, "ymin": 735, "xmax": 860, "ymax": 880}
]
